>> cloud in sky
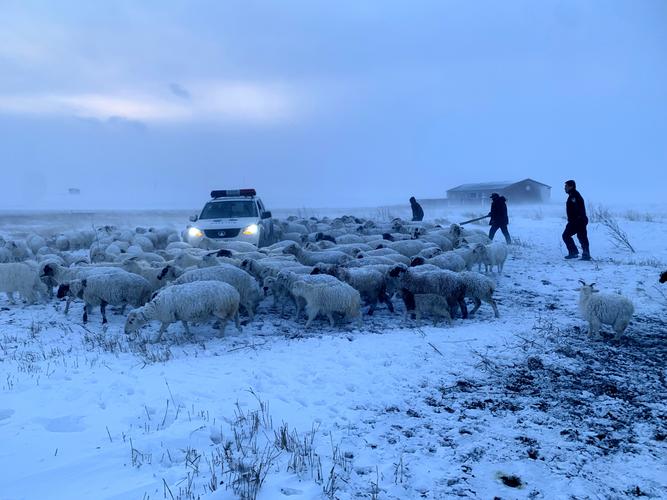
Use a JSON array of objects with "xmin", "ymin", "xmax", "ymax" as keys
[{"xmin": 0, "ymin": 82, "xmax": 297, "ymax": 124}]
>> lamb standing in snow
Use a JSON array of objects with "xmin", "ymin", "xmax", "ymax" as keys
[
  {"xmin": 472, "ymin": 242, "xmax": 508, "ymax": 273},
  {"xmin": 290, "ymin": 278, "xmax": 361, "ymax": 328},
  {"xmin": 578, "ymin": 280, "xmax": 634, "ymax": 340},
  {"xmin": 124, "ymin": 281, "xmax": 241, "ymax": 342}
]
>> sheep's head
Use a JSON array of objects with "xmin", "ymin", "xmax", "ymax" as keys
[
  {"xmin": 262, "ymin": 276, "xmax": 275, "ymax": 295},
  {"xmin": 578, "ymin": 280, "xmax": 598, "ymax": 299},
  {"xmin": 282, "ymin": 243, "xmax": 299, "ymax": 255},
  {"xmin": 388, "ymin": 265, "xmax": 407, "ymax": 278},
  {"xmin": 410, "ymin": 257, "xmax": 426, "ymax": 267},
  {"xmin": 124, "ymin": 309, "xmax": 148, "ymax": 334},
  {"xmin": 157, "ymin": 265, "xmax": 174, "ymax": 281},
  {"xmin": 40, "ymin": 263, "xmax": 55, "ymax": 277},
  {"xmin": 660, "ymin": 271, "xmax": 667, "ymax": 284},
  {"xmin": 471, "ymin": 243, "xmax": 487, "ymax": 257},
  {"xmin": 449, "ymin": 224, "xmax": 462, "ymax": 238}
]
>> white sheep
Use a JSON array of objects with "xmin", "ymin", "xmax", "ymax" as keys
[
  {"xmin": 124, "ymin": 280, "xmax": 241, "ymax": 342},
  {"xmin": 459, "ymin": 271, "xmax": 499, "ymax": 318},
  {"xmin": 472, "ymin": 242, "xmax": 508, "ymax": 273},
  {"xmin": 68, "ymin": 272, "xmax": 152, "ymax": 323},
  {"xmin": 290, "ymin": 279, "xmax": 361, "ymax": 328},
  {"xmin": 173, "ymin": 264, "xmax": 261, "ymax": 321},
  {"xmin": 389, "ymin": 265, "xmax": 468, "ymax": 319},
  {"xmin": 578, "ymin": 281, "xmax": 634, "ymax": 340},
  {"xmin": 0, "ymin": 262, "xmax": 47, "ymax": 304},
  {"xmin": 268, "ymin": 270, "xmax": 342, "ymax": 319},
  {"xmin": 283, "ymin": 242, "xmax": 350, "ymax": 266},
  {"xmin": 312, "ymin": 264, "xmax": 394, "ymax": 315}
]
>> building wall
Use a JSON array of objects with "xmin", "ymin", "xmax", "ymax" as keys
[{"xmin": 446, "ymin": 180, "xmax": 551, "ymax": 205}]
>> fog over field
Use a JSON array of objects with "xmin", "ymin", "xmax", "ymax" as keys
[{"xmin": 1, "ymin": 1, "xmax": 666, "ymax": 210}]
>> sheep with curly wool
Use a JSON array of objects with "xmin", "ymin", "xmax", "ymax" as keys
[
  {"xmin": 459, "ymin": 271, "xmax": 499, "ymax": 318},
  {"xmin": 312, "ymin": 264, "xmax": 394, "ymax": 315},
  {"xmin": 173, "ymin": 264, "xmax": 261, "ymax": 321},
  {"xmin": 0, "ymin": 262, "xmax": 48, "ymax": 304},
  {"xmin": 388, "ymin": 265, "xmax": 468, "ymax": 319},
  {"xmin": 282, "ymin": 242, "xmax": 351, "ymax": 266},
  {"xmin": 578, "ymin": 280, "xmax": 634, "ymax": 340},
  {"xmin": 68, "ymin": 272, "xmax": 152, "ymax": 323},
  {"xmin": 268, "ymin": 270, "xmax": 342, "ymax": 319},
  {"xmin": 472, "ymin": 242, "xmax": 508, "ymax": 273},
  {"xmin": 43, "ymin": 263, "xmax": 128, "ymax": 314},
  {"xmin": 411, "ymin": 252, "xmax": 466, "ymax": 272},
  {"xmin": 290, "ymin": 278, "xmax": 361, "ymax": 328},
  {"xmin": 124, "ymin": 280, "xmax": 241, "ymax": 342}
]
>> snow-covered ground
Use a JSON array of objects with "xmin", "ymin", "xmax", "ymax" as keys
[{"xmin": 1, "ymin": 202, "xmax": 666, "ymax": 499}]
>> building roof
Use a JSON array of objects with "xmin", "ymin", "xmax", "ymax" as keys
[{"xmin": 447, "ymin": 178, "xmax": 551, "ymax": 193}]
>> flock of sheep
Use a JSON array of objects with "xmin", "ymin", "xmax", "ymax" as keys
[{"xmin": 0, "ymin": 215, "xmax": 647, "ymax": 342}]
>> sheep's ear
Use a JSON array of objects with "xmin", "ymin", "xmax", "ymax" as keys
[
  {"xmin": 592, "ymin": 289, "xmax": 600, "ymax": 293},
  {"xmin": 578, "ymin": 279, "xmax": 586, "ymax": 286},
  {"xmin": 590, "ymin": 283, "xmax": 596, "ymax": 288}
]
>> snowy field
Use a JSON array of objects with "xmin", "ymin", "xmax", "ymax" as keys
[{"xmin": 1, "ymin": 202, "xmax": 666, "ymax": 500}]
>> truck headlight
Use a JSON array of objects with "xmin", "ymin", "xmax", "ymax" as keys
[
  {"xmin": 242, "ymin": 224, "xmax": 258, "ymax": 235},
  {"xmin": 188, "ymin": 227, "xmax": 204, "ymax": 238}
]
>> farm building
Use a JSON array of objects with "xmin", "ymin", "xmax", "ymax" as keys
[{"xmin": 446, "ymin": 178, "xmax": 551, "ymax": 205}]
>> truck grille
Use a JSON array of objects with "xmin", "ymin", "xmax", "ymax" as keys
[{"xmin": 204, "ymin": 228, "xmax": 241, "ymax": 239}]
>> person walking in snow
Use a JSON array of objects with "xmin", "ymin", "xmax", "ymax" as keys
[
  {"xmin": 410, "ymin": 196, "xmax": 424, "ymax": 222},
  {"xmin": 487, "ymin": 193, "xmax": 511, "ymax": 244},
  {"xmin": 562, "ymin": 179, "xmax": 591, "ymax": 260}
]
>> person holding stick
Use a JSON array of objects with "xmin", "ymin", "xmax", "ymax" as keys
[{"xmin": 487, "ymin": 193, "xmax": 511, "ymax": 244}]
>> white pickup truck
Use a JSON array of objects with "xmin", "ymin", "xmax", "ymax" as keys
[{"xmin": 185, "ymin": 189, "xmax": 274, "ymax": 247}]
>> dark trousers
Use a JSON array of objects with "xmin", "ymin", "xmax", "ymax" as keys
[
  {"xmin": 489, "ymin": 224, "xmax": 511, "ymax": 244},
  {"xmin": 562, "ymin": 221, "xmax": 590, "ymax": 256}
]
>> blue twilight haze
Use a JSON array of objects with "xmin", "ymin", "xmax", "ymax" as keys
[{"xmin": 0, "ymin": 1, "xmax": 665, "ymax": 209}]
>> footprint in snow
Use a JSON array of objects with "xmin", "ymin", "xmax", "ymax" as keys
[
  {"xmin": 35, "ymin": 416, "xmax": 86, "ymax": 433},
  {"xmin": 0, "ymin": 409, "xmax": 15, "ymax": 421}
]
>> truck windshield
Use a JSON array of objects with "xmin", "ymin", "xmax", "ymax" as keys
[{"xmin": 200, "ymin": 200, "xmax": 258, "ymax": 219}]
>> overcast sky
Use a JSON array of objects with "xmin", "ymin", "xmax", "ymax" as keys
[{"xmin": 0, "ymin": 0, "xmax": 665, "ymax": 210}]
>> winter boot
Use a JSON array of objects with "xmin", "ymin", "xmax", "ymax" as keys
[
  {"xmin": 564, "ymin": 253, "xmax": 579, "ymax": 260},
  {"xmin": 580, "ymin": 253, "xmax": 591, "ymax": 261}
]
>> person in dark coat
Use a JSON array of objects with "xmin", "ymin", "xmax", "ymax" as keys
[
  {"xmin": 487, "ymin": 193, "xmax": 511, "ymax": 244},
  {"xmin": 562, "ymin": 179, "xmax": 591, "ymax": 260},
  {"xmin": 410, "ymin": 196, "xmax": 424, "ymax": 222}
]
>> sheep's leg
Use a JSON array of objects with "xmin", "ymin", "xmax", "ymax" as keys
[
  {"xmin": 469, "ymin": 298, "xmax": 482, "ymax": 316},
  {"xmin": 613, "ymin": 320, "xmax": 629, "ymax": 341},
  {"xmin": 244, "ymin": 302, "xmax": 254, "ymax": 322},
  {"xmin": 234, "ymin": 310, "xmax": 242, "ymax": 332},
  {"xmin": 65, "ymin": 296, "xmax": 73, "ymax": 315},
  {"xmin": 119, "ymin": 304, "xmax": 127, "ymax": 315},
  {"xmin": 458, "ymin": 298, "xmax": 468, "ymax": 319},
  {"xmin": 487, "ymin": 298, "xmax": 500, "ymax": 318},
  {"xmin": 6, "ymin": 292, "xmax": 15, "ymax": 304},
  {"xmin": 305, "ymin": 305, "xmax": 318, "ymax": 328},
  {"xmin": 367, "ymin": 300, "xmax": 377, "ymax": 316},
  {"xmin": 181, "ymin": 320, "xmax": 192, "ymax": 337},
  {"xmin": 380, "ymin": 291, "xmax": 395, "ymax": 313},
  {"xmin": 83, "ymin": 303, "xmax": 90, "ymax": 323},
  {"xmin": 588, "ymin": 318, "xmax": 601, "ymax": 338},
  {"xmin": 100, "ymin": 301, "xmax": 108, "ymax": 324},
  {"xmin": 154, "ymin": 323, "xmax": 169, "ymax": 343},
  {"xmin": 327, "ymin": 312, "xmax": 335, "ymax": 327}
]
